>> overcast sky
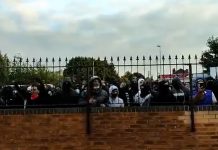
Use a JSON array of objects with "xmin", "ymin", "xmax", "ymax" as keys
[{"xmin": 1, "ymin": 0, "xmax": 218, "ymax": 60}]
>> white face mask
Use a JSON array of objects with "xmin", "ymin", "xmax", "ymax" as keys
[{"xmin": 93, "ymin": 85, "xmax": 100, "ymax": 89}]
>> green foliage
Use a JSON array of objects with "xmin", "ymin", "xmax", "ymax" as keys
[
  {"xmin": 64, "ymin": 57, "xmax": 120, "ymax": 84},
  {"xmin": 120, "ymin": 71, "xmax": 145, "ymax": 84},
  {"xmin": 120, "ymin": 71, "xmax": 132, "ymax": 84},
  {"xmin": 8, "ymin": 66, "xmax": 61, "ymax": 85},
  {"xmin": 0, "ymin": 52, "xmax": 10, "ymax": 85},
  {"xmin": 0, "ymin": 52, "xmax": 63, "ymax": 85},
  {"xmin": 200, "ymin": 36, "xmax": 218, "ymax": 70}
]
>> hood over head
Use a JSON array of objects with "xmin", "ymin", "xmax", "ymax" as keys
[
  {"xmin": 138, "ymin": 78, "xmax": 145, "ymax": 91},
  {"xmin": 89, "ymin": 76, "xmax": 102, "ymax": 90},
  {"xmin": 172, "ymin": 77, "xmax": 183, "ymax": 90},
  {"xmin": 109, "ymin": 85, "xmax": 119, "ymax": 94},
  {"xmin": 109, "ymin": 85, "xmax": 119, "ymax": 98}
]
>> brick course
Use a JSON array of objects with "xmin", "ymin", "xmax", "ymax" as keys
[{"xmin": 0, "ymin": 107, "xmax": 218, "ymax": 150}]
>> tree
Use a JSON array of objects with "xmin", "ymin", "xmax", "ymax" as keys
[
  {"xmin": 200, "ymin": 36, "xmax": 218, "ymax": 71},
  {"xmin": 8, "ymin": 60, "xmax": 62, "ymax": 85},
  {"xmin": 120, "ymin": 71, "xmax": 132, "ymax": 83},
  {"xmin": 64, "ymin": 57, "xmax": 120, "ymax": 84},
  {"xmin": 0, "ymin": 52, "xmax": 63, "ymax": 86},
  {"xmin": 0, "ymin": 52, "xmax": 10, "ymax": 85},
  {"xmin": 120, "ymin": 71, "xmax": 145, "ymax": 84}
]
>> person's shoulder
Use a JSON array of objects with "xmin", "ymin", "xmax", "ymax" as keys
[
  {"xmin": 118, "ymin": 97, "xmax": 124, "ymax": 102},
  {"xmin": 101, "ymin": 89, "xmax": 108, "ymax": 94}
]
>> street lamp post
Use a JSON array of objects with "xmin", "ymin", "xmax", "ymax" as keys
[{"xmin": 157, "ymin": 45, "xmax": 161, "ymax": 75}]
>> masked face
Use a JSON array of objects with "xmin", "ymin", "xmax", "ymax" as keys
[
  {"xmin": 31, "ymin": 86, "xmax": 39, "ymax": 100},
  {"xmin": 197, "ymin": 82, "xmax": 204, "ymax": 90},
  {"xmin": 140, "ymin": 86, "xmax": 147, "ymax": 97},
  {"xmin": 132, "ymin": 76, "xmax": 137, "ymax": 83},
  {"xmin": 111, "ymin": 89, "xmax": 118, "ymax": 98},
  {"xmin": 139, "ymin": 80, "xmax": 144, "ymax": 86}
]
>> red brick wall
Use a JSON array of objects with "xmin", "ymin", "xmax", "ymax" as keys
[{"xmin": 1, "ymin": 108, "xmax": 218, "ymax": 150}]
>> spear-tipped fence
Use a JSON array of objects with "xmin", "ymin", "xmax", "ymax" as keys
[{"xmin": 0, "ymin": 55, "xmax": 212, "ymax": 85}]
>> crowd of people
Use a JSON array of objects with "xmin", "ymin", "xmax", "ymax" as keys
[{"xmin": 0, "ymin": 75, "xmax": 218, "ymax": 108}]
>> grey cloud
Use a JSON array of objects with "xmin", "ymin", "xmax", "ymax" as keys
[{"xmin": 1, "ymin": 0, "xmax": 218, "ymax": 61}]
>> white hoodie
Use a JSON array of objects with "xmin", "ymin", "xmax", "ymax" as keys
[
  {"xmin": 108, "ymin": 85, "xmax": 124, "ymax": 107},
  {"xmin": 134, "ymin": 78, "xmax": 151, "ymax": 106}
]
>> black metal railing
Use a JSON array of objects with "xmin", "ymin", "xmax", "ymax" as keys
[
  {"xmin": 0, "ymin": 55, "xmax": 216, "ymax": 105},
  {"xmin": 0, "ymin": 54, "xmax": 211, "ymax": 84}
]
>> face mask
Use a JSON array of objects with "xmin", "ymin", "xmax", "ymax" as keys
[
  {"xmin": 111, "ymin": 93, "xmax": 118, "ymax": 98},
  {"xmin": 140, "ymin": 89, "xmax": 147, "ymax": 97},
  {"xmin": 93, "ymin": 85, "xmax": 100, "ymax": 90},
  {"xmin": 111, "ymin": 89, "xmax": 118, "ymax": 98}
]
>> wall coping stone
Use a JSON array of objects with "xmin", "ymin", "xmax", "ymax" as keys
[{"xmin": 0, "ymin": 105, "xmax": 218, "ymax": 115}]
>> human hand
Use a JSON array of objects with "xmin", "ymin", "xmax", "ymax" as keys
[
  {"xmin": 100, "ymin": 104, "xmax": 106, "ymax": 107},
  {"xmin": 89, "ymin": 98, "xmax": 96, "ymax": 104}
]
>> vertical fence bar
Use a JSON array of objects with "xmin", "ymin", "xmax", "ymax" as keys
[
  {"xmin": 39, "ymin": 58, "xmax": 42, "ymax": 79},
  {"xmin": 12, "ymin": 58, "xmax": 16, "ymax": 81},
  {"xmin": 149, "ymin": 56, "xmax": 152, "ymax": 79},
  {"xmin": 110, "ymin": 57, "xmax": 113, "ymax": 65},
  {"xmin": 162, "ymin": 55, "xmax": 165, "ymax": 78},
  {"xmin": 136, "ymin": 56, "xmax": 139, "ymax": 73},
  {"xmin": 103, "ymin": 57, "xmax": 107, "ymax": 80},
  {"xmin": 143, "ymin": 56, "xmax": 145, "ymax": 77},
  {"xmin": 26, "ymin": 58, "xmax": 29, "ymax": 83},
  {"xmin": 86, "ymin": 66, "xmax": 91, "ymax": 134},
  {"xmin": 201, "ymin": 55, "xmax": 205, "ymax": 79},
  {"xmin": 156, "ymin": 56, "xmax": 158, "ymax": 79},
  {"xmin": 32, "ymin": 58, "xmax": 35, "ymax": 69},
  {"xmin": 175, "ymin": 55, "xmax": 178, "ymax": 71},
  {"xmin": 52, "ymin": 57, "xmax": 55, "ymax": 81},
  {"xmin": 97, "ymin": 57, "xmax": 100, "ymax": 78},
  {"xmin": 188, "ymin": 55, "xmax": 191, "ymax": 64},
  {"xmin": 195, "ymin": 55, "xmax": 197, "ymax": 80},
  {"xmin": 189, "ymin": 63, "xmax": 195, "ymax": 132},
  {"xmin": 123, "ymin": 56, "xmax": 126, "ymax": 74},
  {"xmin": 188, "ymin": 55, "xmax": 191, "ymax": 87},
  {"xmin": 117, "ymin": 57, "xmax": 120, "ymax": 75},
  {"xmin": 6, "ymin": 58, "xmax": 10, "ymax": 84},
  {"xmin": 46, "ymin": 57, "xmax": 48, "ymax": 83},
  {"xmin": 182, "ymin": 55, "xmax": 185, "ymax": 83},
  {"xmin": 58, "ymin": 57, "xmax": 61, "ymax": 85},
  {"xmin": 169, "ymin": 55, "xmax": 172, "ymax": 83},
  {"xmin": 130, "ymin": 56, "xmax": 132, "ymax": 73},
  {"xmin": 32, "ymin": 58, "xmax": 35, "ymax": 78},
  {"xmin": 65, "ymin": 57, "xmax": 68, "ymax": 85},
  {"xmin": 19, "ymin": 57, "xmax": 22, "ymax": 77},
  {"xmin": 92, "ymin": 57, "xmax": 94, "ymax": 77},
  {"xmin": 39, "ymin": 57, "xmax": 42, "ymax": 68}
]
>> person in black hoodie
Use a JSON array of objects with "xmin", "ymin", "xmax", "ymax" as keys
[
  {"xmin": 61, "ymin": 80, "xmax": 79, "ymax": 106},
  {"xmin": 151, "ymin": 80, "xmax": 176, "ymax": 106},
  {"xmin": 171, "ymin": 77, "xmax": 190, "ymax": 105},
  {"xmin": 119, "ymin": 82, "xmax": 131, "ymax": 106},
  {"xmin": 80, "ymin": 76, "xmax": 108, "ymax": 107}
]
